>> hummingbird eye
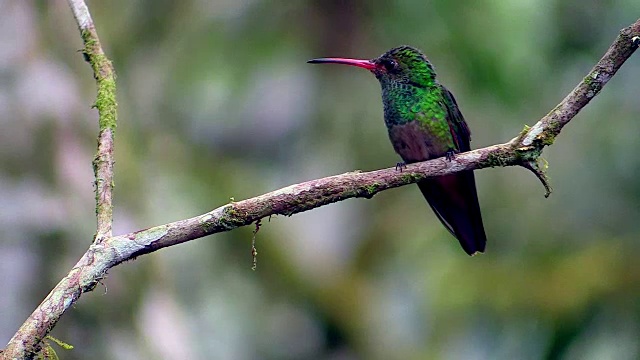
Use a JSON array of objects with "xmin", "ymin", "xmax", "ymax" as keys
[{"xmin": 381, "ymin": 59, "xmax": 399, "ymax": 73}]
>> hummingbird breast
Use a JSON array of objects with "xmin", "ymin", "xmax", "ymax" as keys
[
  {"xmin": 381, "ymin": 83, "xmax": 455, "ymax": 163},
  {"xmin": 387, "ymin": 121, "xmax": 451, "ymax": 163}
]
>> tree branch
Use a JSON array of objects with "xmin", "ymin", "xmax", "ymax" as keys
[
  {"xmin": 69, "ymin": 0, "xmax": 117, "ymax": 242},
  {"xmin": 2, "ymin": 16, "xmax": 638, "ymax": 360},
  {"xmin": 1, "ymin": 1, "xmax": 117, "ymax": 359}
]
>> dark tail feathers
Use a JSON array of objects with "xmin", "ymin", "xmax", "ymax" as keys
[{"xmin": 417, "ymin": 172, "xmax": 486, "ymax": 255}]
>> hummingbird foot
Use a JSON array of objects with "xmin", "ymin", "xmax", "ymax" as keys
[
  {"xmin": 395, "ymin": 162, "xmax": 407, "ymax": 172},
  {"xmin": 445, "ymin": 150, "xmax": 456, "ymax": 162}
]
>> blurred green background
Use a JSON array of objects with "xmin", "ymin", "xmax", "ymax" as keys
[{"xmin": 1, "ymin": 1, "xmax": 639, "ymax": 359}]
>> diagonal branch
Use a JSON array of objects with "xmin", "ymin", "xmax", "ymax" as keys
[
  {"xmin": 1, "ymin": 16, "xmax": 638, "ymax": 360},
  {"xmin": 69, "ymin": 0, "xmax": 117, "ymax": 242}
]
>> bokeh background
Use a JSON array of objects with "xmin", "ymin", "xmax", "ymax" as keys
[{"xmin": 1, "ymin": 1, "xmax": 640, "ymax": 359}]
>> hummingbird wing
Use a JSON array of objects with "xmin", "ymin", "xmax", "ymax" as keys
[
  {"xmin": 417, "ymin": 86, "xmax": 487, "ymax": 255},
  {"xmin": 385, "ymin": 86, "xmax": 486, "ymax": 254},
  {"xmin": 441, "ymin": 86, "xmax": 471, "ymax": 152}
]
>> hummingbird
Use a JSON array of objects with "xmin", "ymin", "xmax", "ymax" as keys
[{"xmin": 308, "ymin": 46, "xmax": 487, "ymax": 255}]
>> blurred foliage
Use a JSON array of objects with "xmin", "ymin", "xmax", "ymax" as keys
[{"xmin": 1, "ymin": 0, "xmax": 639, "ymax": 359}]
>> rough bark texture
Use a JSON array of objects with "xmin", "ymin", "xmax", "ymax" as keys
[
  {"xmin": 2, "ymin": 1, "xmax": 117, "ymax": 359},
  {"xmin": 1, "ymin": 8, "xmax": 638, "ymax": 360},
  {"xmin": 75, "ymin": 0, "xmax": 117, "ymax": 243}
]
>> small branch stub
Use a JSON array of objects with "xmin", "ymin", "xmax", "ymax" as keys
[{"xmin": 522, "ymin": 159, "xmax": 553, "ymax": 198}]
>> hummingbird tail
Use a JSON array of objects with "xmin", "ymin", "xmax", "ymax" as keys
[{"xmin": 417, "ymin": 172, "xmax": 487, "ymax": 255}]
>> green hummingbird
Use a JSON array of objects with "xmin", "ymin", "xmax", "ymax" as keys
[{"xmin": 308, "ymin": 45, "xmax": 486, "ymax": 255}]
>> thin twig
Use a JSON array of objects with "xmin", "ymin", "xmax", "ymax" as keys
[
  {"xmin": 1, "ymin": 17, "xmax": 638, "ymax": 360},
  {"xmin": 69, "ymin": 0, "xmax": 117, "ymax": 242},
  {"xmin": 521, "ymin": 159, "xmax": 552, "ymax": 198}
]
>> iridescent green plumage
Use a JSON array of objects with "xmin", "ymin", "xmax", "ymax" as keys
[
  {"xmin": 308, "ymin": 46, "xmax": 487, "ymax": 255},
  {"xmin": 371, "ymin": 46, "xmax": 463, "ymax": 157}
]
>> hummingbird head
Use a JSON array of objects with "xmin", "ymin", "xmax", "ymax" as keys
[{"xmin": 308, "ymin": 45, "xmax": 436, "ymax": 88}]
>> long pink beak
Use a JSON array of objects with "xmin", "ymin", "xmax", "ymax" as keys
[{"xmin": 307, "ymin": 57, "xmax": 377, "ymax": 70}]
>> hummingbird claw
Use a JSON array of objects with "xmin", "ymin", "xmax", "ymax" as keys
[
  {"xmin": 445, "ymin": 150, "xmax": 456, "ymax": 162},
  {"xmin": 395, "ymin": 162, "xmax": 407, "ymax": 172}
]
